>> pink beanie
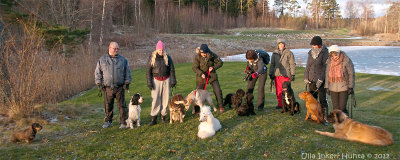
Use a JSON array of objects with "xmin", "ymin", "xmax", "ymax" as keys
[{"xmin": 156, "ymin": 40, "xmax": 165, "ymax": 50}]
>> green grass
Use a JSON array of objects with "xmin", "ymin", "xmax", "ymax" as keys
[{"xmin": 1, "ymin": 62, "xmax": 399, "ymax": 159}]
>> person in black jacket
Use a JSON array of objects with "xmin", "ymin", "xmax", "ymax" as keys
[
  {"xmin": 244, "ymin": 50, "xmax": 269, "ymax": 111},
  {"xmin": 304, "ymin": 36, "xmax": 329, "ymax": 125},
  {"xmin": 146, "ymin": 41, "xmax": 176, "ymax": 126}
]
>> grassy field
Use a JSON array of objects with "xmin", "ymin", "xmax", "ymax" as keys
[{"xmin": 1, "ymin": 62, "xmax": 399, "ymax": 159}]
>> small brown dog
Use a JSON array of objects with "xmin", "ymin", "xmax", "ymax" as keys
[
  {"xmin": 10, "ymin": 123, "xmax": 43, "ymax": 144},
  {"xmin": 316, "ymin": 110, "xmax": 394, "ymax": 146},
  {"xmin": 185, "ymin": 89, "xmax": 217, "ymax": 114},
  {"xmin": 298, "ymin": 91, "xmax": 323, "ymax": 123},
  {"xmin": 169, "ymin": 94, "xmax": 186, "ymax": 123}
]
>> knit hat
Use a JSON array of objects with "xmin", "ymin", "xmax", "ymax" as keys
[
  {"xmin": 276, "ymin": 38, "xmax": 286, "ymax": 44},
  {"xmin": 156, "ymin": 40, "xmax": 165, "ymax": 50},
  {"xmin": 199, "ymin": 44, "xmax": 209, "ymax": 53},
  {"xmin": 328, "ymin": 45, "xmax": 340, "ymax": 53},
  {"xmin": 310, "ymin": 36, "xmax": 322, "ymax": 45}
]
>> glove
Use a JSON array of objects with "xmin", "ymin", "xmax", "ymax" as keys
[
  {"xmin": 251, "ymin": 72, "xmax": 258, "ymax": 78},
  {"xmin": 304, "ymin": 79, "xmax": 310, "ymax": 84},
  {"xmin": 269, "ymin": 74, "xmax": 275, "ymax": 80},
  {"xmin": 290, "ymin": 75, "xmax": 295, "ymax": 81},
  {"xmin": 326, "ymin": 89, "xmax": 330, "ymax": 96},
  {"xmin": 316, "ymin": 79, "xmax": 323, "ymax": 89},
  {"xmin": 348, "ymin": 88, "xmax": 354, "ymax": 95}
]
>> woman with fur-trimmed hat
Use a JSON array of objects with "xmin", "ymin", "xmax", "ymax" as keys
[
  {"xmin": 192, "ymin": 44, "xmax": 224, "ymax": 113},
  {"xmin": 325, "ymin": 45, "xmax": 355, "ymax": 115},
  {"xmin": 146, "ymin": 40, "xmax": 177, "ymax": 126},
  {"xmin": 269, "ymin": 38, "xmax": 296, "ymax": 110}
]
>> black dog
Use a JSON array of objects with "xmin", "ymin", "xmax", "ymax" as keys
[
  {"xmin": 223, "ymin": 89, "xmax": 245, "ymax": 109},
  {"xmin": 281, "ymin": 81, "xmax": 300, "ymax": 115},
  {"xmin": 237, "ymin": 93, "xmax": 256, "ymax": 116}
]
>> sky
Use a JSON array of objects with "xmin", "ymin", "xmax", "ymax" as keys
[{"xmin": 267, "ymin": 0, "xmax": 400, "ymax": 18}]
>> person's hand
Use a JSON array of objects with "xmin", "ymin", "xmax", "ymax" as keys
[
  {"xmin": 348, "ymin": 88, "xmax": 354, "ymax": 95},
  {"xmin": 209, "ymin": 67, "xmax": 213, "ymax": 72},
  {"xmin": 251, "ymin": 72, "xmax": 258, "ymax": 78},
  {"xmin": 201, "ymin": 74, "xmax": 205, "ymax": 79},
  {"xmin": 316, "ymin": 79, "xmax": 323, "ymax": 88},
  {"xmin": 269, "ymin": 74, "xmax": 274, "ymax": 80},
  {"xmin": 290, "ymin": 75, "xmax": 295, "ymax": 81},
  {"xmin": 326, "ymin": 89, "xmax": 330, "ymax": 96},
  {"xmin": 124, "ymin": 82, "xmax": 130, "ymax": 90},
  {"xmin": 304, "ymin": 79, "xmax": 310, "ymax": 84}
]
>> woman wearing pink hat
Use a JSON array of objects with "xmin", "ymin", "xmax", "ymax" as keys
[{"xmin": 146, "ymin": 40, "xmax": 176, "ymax": 126}]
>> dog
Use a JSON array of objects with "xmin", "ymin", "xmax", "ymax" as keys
[
  {"xmin": 315, "ymin": 110, "xmax": 394, "ymax": 146},
  {"xmin": 281, "ymin": 81, "xmax": 300, "ymax": 115},
  {"xmin": 126, "ymin": 93, "xmax": 143, "ymax": 129},
  {"xmin": 197, "ymin": 106, "xmax": 221, "ymax": 139},
  {"xmin": 169, "ymin": 94, "xmax": 186, "ymax": 123},
  {"xmin": 185, "ymin": 89, "xmax": 217, "ymax": 114},
  {"xmin": 237, "ymin": 93, "xmax": 256, "ymax": 116},
  {"xmin": 10, "ymin": 123, "xmax": 43, "ymax": 143},
  {"xmin": 298, "ymin": 91, "xmax": 323, "ymax": 124},
  {"xmin": 223, "ymin": 89, "xmax": 245, "ymax": 109}
]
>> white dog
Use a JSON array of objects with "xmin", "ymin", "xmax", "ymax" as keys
[
  {"xmin": 197, "ymin": 106, "xmax": 221, "ymax": 139},
  {"xmin": 126, "ymin": 93, "xmax": 143, "ymax": 129}
]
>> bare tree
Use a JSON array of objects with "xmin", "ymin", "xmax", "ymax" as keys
[{"xmin": 99, "ymin": 0, "xmax": 106, "ymax": 47}]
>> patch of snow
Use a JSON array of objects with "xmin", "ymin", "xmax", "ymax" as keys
[{"xmin": 367, "ymin": 86, "xmax": 391, "ymax": 91}]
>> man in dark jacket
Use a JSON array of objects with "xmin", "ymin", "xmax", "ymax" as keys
[
  {"xmin": 245, "ymin": 50, "xmax": 269, "ymax": 111},
  {"xmin": 192, "ymin": 44, "xmax": 224, "ymax": 113},
  {"xmin": 304, "ymin": 36, "xmax": 329, "ymax": 125},
  {"xmin": 95, "ymin": 42, "xmax": 132, "ymax": 129}
]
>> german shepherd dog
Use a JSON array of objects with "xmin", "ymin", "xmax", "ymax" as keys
[
  {"xmin": 10, "ymin": 123, "xmax": 43, "ymax": 143},
  {"xmin": 315, "ymin": 110, "xmax": 394, "ymax": 146},
  {"xmin": 281, "ymin": 81, "xmax": 300, "ymax": 115}
]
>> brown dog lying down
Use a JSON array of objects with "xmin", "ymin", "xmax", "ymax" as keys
[
  {"xmin": 316, "ymin": 110, "xmax": 394, "ymax": 146},
  {"xmin": 185, "ymin": 89, "xmax": 217, "ymax": 114},
  {"xmin": 10, "ymin": 123, "xmax": 43, "ymax": 144},
  {"xmin": 298, "ymin": 91, "xmax": 323, "ymax": 124},
  {"xmin": 169, "ymin": 94, "xmax": 186, "ymax": 123}
]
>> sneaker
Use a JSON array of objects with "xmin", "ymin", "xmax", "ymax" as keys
[
  {"xmin": 102, "ymin": 121, "xmax": 113, "ymax": 128},
  {"xmin": 119, "ymin": 124, "xmax": 127, "ymax": 129},
  {"xmin": 275, "ymin": 106, "xmax": 281, "ymax": 109}
]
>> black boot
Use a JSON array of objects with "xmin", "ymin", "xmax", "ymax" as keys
[
  {"xmin": 161, "ymin": 115, "xmax": 166, "ymax": 123},
  {"xmin": 149, "ymin": 116, "xmax": 157, "ymax": 126},
  {"xmin": 322, "ymin": 107, "xmax": 328, "ymax": 126}
]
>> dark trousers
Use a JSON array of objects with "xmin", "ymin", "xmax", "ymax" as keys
[
  {"xmin": 197, "ymin": 80, "xmax": 223, "ymax": 108},
  {"xmin": 104, "ymin": 86, "xmax": 128, "ymax": 124},
  {"xmin": 309, "ymin": 83, "xmax": 328, "ymax": 110},
  {"xmin": 330, "ymin": 91, "xmax": 349, "ymax": 114},
  {"xmin": 246, "ymin": 73, "xmax": 267, "ymax": 109}
]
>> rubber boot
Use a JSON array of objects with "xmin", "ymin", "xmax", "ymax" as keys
[
  {"xmin": 149, "ymin": 116, "xmax": 157, "ymax": 126},
  {"xmin": 322, "ymin": 107, "xmax": 328, "ymax": 126}
]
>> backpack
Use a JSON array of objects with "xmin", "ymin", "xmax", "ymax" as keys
[{"xmin": 255, "ymin": 49, "xmax": 270, "ymax": 65}]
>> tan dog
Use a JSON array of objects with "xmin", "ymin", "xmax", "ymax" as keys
[
  {"xmin": 10, "ymin": 123, "xmax": 43, "ymax": 144},
  {"xmin": 298, "ymin": 91, "xmax": 323, "ymax": 124},
  {"xmin": 169, "ymin": 94, "xmax": 186, "ymax": 123},
  {"xmin": 185, "ymin": 89, "xmax": 217, "ymax": 114},
  {"xmin": 316, "ymin": 110, "xmax": 394, "ymax": 146}
]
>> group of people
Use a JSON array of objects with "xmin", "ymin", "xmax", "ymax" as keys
[{"xmin": 94, "ymin": 36, "xmax": 355, "ymax": 128}]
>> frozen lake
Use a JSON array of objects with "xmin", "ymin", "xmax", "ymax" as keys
[{"xmin": 221, "ymin": 46, "xmax": 400, "ymax": 76}]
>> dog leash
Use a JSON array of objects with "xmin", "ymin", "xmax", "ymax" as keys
[
  {"xmin": 349, "ymin": 92, "xmax": 357, "ymax": 118},
  {"xmin": 203, "ymin": 70, "xmax": 210, "ymax": 90}
]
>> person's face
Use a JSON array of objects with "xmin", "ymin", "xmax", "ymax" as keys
[
  {"xmin": 331, "ymin": 52, "xmax": 340, "ymax": 60},
  {"xmin": 312, "ymin": 45, "xmax": 321, "ymax": 49},
  {"xmin": 200, "ymin": 51, "xmax": 207, "ymax": 58},
  {"xmin": 108, "ymin": 44, "xmax": 119, "ymax": 56},
  {"xmin": 278, "ymin": 43, "xmax": 285, "ymax": 50},
  {"xmin": 247, "ymin": 59, "xmax": 254, "ymax": 63},
  {"xmin": 157, "ymin": 49, "xmax": 163, "ymax": 55}
]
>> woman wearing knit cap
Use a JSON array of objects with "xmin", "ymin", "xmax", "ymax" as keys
[
  {"xmin": 192, "ymin": 44, "xmax": 224, "ymax": 113},
  {"xmin": 324, "ymin": 45, "xmax": 355, "ymax": 115},
  {"xmin": 304, "ymin": 36, "xmax": 329, "ymax": 125},
  {"xmin": 146, "ymin": 40, "xmax": 176, "ymax": 126},
  {"xmin": 269, "ymin": 38, "xmax": 296, "ymax": 110}
]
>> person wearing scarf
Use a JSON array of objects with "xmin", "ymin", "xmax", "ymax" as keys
[{"xmin": 324, "ymin": 45, "xmax": 355, "ymax": 115}]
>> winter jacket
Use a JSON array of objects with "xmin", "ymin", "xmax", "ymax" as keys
[
  {"xmin": 247, "ymin": 54, "xmax": 268, "ymax": 75},
  {"xmin": 95, "ymin": 54, "xmax": 131, "ymax": 88},
  {"xmin": 304, "ymin": 46, "xmax": 329, "ymax": 83},
  {"xmin": 269, "ymin": 48, "xmax": 296, "ymax": 78},
  {"xmin": 146, "ymin": 51, "xmax": 176, "ymax": 88},
  {"xmin": 192, "ymin": 47, "xmax": 223, "ymax": 84},
  {"xmin": 324, "ymin": 52, "xmax": 355, "ymax": 92}
]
